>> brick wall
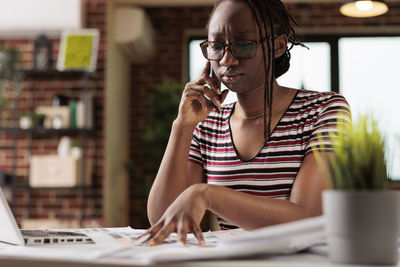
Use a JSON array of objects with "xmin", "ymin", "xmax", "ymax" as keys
[
  {"xmin": 128, "ymin": 2, "xmax": 400, "ymax": 228},
  {"xmin": 0, "ymin": 0, "xmax": 106, "ymax": 227}
]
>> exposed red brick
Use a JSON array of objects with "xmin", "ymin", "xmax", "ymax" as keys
[{"xmin": 0, "ymin": 0, "xmax": 105, "ymax": 226}]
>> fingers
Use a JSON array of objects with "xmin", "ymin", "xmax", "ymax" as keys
[
  {"xmin": 177, "ymin": 219, "xmax": 189, "ymax": 246},
  {"xmin": 143, "ymin": 219, "xmax": 205, "ymax": 247},
  {"xmin": 177, "ymin": 218, "xmax": 205, "ymax": 246},
  {"xmin": 148, "ymin": 221, "xmax": 175, "ymax": 246},
  {"xmin": 203, "ymin": 75, "xmax": 221, "ymax": 95},
  {"xmin": 181, "ymin": 61, "xmax": 222, "ymax": 115},
  {"xmin": 200, "ymin": 61, "xmax": 221, "ymax": 95},
  {"xmin": 192, "ymin": 223, "xmax": 205, "ymax": 246},
  {"xmin": 183, "ymin": 86, "xmax": 210, "ymax": 113},
  {"xmin": 133, "ymin": 221, "xmax": 163, "ymax": 244},
  {"xmin": 201, "ymin": 60, "xmax": 211, "ymax": 76},
  {"xmin": 190, "ymin": 85, "xmax": 222, "ymax": 112}
]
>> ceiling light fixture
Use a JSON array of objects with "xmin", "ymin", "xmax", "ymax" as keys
[{"xmin": 340, "ymin": 0, "xmax": 388, "ymax": 18}]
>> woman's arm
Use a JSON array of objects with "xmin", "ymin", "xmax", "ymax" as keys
[
  {"xmin": 147, "ymin": 121, "xmax": 204, "ymax": 224},
  {"xmin": 147, "ymin": 62, "xmax": 228, "ymax": 224},
  {"xmin": 208, "ymin": 152, "xmax": 328, "ymax": 229},
  {"xmin": 145, "ymin": 152, "xmax": 329, "ymax": 245}
]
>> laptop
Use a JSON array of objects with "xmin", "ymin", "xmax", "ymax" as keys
[{"xmin": 0, "ymin": 188, "xmax": 93, "ymax": 246}]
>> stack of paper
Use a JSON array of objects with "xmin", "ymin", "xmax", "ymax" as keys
[{"xmin": 0, "ymin": 216, "xmax": 326, "ymax": 265}]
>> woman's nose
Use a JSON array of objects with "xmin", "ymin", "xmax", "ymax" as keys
[{"xmin": 219, "ymin": 47, "xmax": 239, "ymax": 67}]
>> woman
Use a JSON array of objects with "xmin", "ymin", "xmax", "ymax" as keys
[{"xmin": 145, "ymin": 0, "xmax": 350, "ymax": 245}]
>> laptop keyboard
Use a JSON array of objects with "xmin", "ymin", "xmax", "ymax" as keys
[{"xmin": 21, "ymin": 230, "xmax": 86, "ymax": 237}]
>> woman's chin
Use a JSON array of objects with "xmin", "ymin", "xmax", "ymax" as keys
[{"xmin": 222, "ymin": 82, "xmax": 239, "ymax": 93}]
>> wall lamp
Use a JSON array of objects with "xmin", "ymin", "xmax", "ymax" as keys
[{"xmin": 340, "ymin": 0, "xmax": 388, "ymax": 17}]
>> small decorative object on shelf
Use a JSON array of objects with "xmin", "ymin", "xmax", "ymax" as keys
[
  {"xmin": 57, "ymin": 136, "xmax": 71, "ymax": 157},
  {"xmin": 35, "ymin": 106, "xmax": 70, "ymax": 129},
  {"xmin": 19, "ymin": 112, "xmax": 45, "ymax": 129},
  {"xmin": 53, "ymin": 94, "xmax": 69, "ymax": 107},
  {"xmin": 69, "ymin": 100, "xmax": 77, "ymax": 128},
  {"xmin": 29, "ymin": 154, "xmax": 92, "ymax": 187},
  {"xmin": 29, "ymin": 136, "xmax": 91, "ymax": 188},
  {"xmin": 33, "ymin": 34, "xmax": 52, "ymax": 71}
]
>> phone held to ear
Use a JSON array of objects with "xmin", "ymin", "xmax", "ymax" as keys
[{"xmin": 208, "ymin": 68, "xmax": 221, "ymax": 113}]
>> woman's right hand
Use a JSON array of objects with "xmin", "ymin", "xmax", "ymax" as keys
[{"xmin": 177, "ymin": 62, "xmax": 229, "ymax": 126}]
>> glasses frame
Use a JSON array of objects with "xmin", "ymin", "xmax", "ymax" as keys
[{"xmin": 199, "ymin": 36, "xmax": 275, "ymax": 61}]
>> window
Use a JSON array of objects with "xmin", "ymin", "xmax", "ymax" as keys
[
  {"xmin": 188, "ymin": 35, "xmax": 400, "ymax": 180},
  {"xmin": 278, "ymin": 42, "xmax": 331, "ymax": 92},
  {"xmin": 339, "ymin": 37, "xmax": 400, "ymax": 180}
]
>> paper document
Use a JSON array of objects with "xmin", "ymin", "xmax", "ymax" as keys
[
  {"xmin": 58, "ymin": 226, "xmax": 142, "ymax": 245},
  {"xmin": 0, "ymin": 217, "xmax": 326, "ymax": 265},
  {"xmin": 130, "ymin": 216, "xmax": 326, "ymax": 263}
]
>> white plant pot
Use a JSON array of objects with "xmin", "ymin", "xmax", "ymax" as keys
[{"xmin": 323, "ymin": 190, "xmax": 400, "ymax": 265}]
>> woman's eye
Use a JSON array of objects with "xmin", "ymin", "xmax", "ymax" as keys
[
  {"xmin": 236, "ymin": 41, "xmax": 254, "ymax": 50},
  {"xmin": 210, "ymin": 43, "xmax": 225, "ymax": 51}
]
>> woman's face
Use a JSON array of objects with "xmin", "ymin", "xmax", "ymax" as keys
[{"xmin": 208, "ymin": 0, "xmax": 267, "ymax": 94}]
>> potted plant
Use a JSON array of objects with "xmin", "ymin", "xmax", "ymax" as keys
[
  {"xmin": 126, "ymin": 78, "xmax": 181, "ymax": 227},
  {"xmin": 0, "ymin": 45, "xmax": 24, "ymax": 126},
  {"xmin": 321, "ymin": 115, "xmax": 400, "ymax": 265},
  {"xmin": 141, "ymin": 78, "xmax": 181, "ymax": 175}
]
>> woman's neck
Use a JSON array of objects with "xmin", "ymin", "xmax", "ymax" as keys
[{"xmin": 235, "ymin": 80, "xmax": 288, "ymax": 118}]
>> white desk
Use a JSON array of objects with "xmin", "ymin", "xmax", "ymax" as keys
[{"xmin": 1, "ymin": 251, "xmax": 399, "ymax": 267}]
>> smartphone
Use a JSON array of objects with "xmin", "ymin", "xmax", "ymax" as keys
[{"xmin": 209, "ymin": 68, "xmax": 221, "ymax": 113}]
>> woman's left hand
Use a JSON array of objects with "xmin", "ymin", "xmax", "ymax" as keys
[{"xmin": 142, "ymin": 184, "xmax": 209, "ymax": 246}]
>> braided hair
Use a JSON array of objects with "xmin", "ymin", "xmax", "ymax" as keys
[{"xmin": 209, "ymin": 0, "xmax": 304, "ymax": 140}]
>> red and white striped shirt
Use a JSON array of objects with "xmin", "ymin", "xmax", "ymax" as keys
[{"xmin": 188, "ymin": 89, "xmax": 351, "ymax": 229}]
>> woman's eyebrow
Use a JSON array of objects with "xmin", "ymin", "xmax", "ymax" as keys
[
  {"xmin": 209, "ymin": 29, "xmax": 257, "ymax": 38},
  {"xmin": 237, "ymin": 29, "xmax": 257, "ymax": 34}
]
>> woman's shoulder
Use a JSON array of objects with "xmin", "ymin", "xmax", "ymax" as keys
[
  {"xmin": 292, "ymin": 89, "xmax": 351, "ymax": 119},
  {"xmin": 294, "ymin": 89, "xmax": 349, "ymax": 109},
  {"xmin": 296, "ymin": 89, "xmax": 343, "ymax": 100}
]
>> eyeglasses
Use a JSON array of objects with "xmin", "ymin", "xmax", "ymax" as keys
[{"xmin": 199, "ymin": 38, "xmax": 270, "ymax": 61}]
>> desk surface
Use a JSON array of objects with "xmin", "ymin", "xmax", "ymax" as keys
[{"xmin": 1, "ymin": 252, "xmax": 399, "ymax": 267}]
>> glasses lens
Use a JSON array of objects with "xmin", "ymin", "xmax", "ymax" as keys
[
  {"xmin": 201, "ymin": 42, "xmax": 225, "ymax": 60},
  {"xmin": 232, "ymin": 41, "xmax": 257, "ymax": 59}
]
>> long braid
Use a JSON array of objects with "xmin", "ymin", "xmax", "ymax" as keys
[
  {"xmin": 245, "ymin": 0, "xmax": 270, "ymax": 141},
  {"xmin": 263, "ymin": 0, "xmax": 276, "ymax": 142},
  {"xmin": 246, "ymin": 0, "xmax": 275, "ymax": 141}
]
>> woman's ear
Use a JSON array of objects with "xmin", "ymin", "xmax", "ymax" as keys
[{"xmin": 274, "ymin": 34, "xmax": 288, "ymax": 58}]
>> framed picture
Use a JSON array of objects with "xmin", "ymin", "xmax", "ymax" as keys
[{"xmin": 57, "ymin": 29, "xmax": 99, "ymax": 72}]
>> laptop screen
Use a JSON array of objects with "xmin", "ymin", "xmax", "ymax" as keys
[{"xmin": 0, "ymin": 188, "xmax": 25, "ymax": 245}]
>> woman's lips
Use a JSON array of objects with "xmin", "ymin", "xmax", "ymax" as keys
[{"xmin": 221, "ymin": 73, "xmax": 243, "ymax": 83}]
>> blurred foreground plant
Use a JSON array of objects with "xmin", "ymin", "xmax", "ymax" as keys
[{"xmin": 318, "ymin": 115, "xmax": 388, "ymax": 190}]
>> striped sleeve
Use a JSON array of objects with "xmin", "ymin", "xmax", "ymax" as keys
[
  {"xmin": 305, "ymin": 94, "xmax": 351, "ymax": 155},
  {"xmin": 188, "ymin": 124, "xmax": 203, "ymax": 165}
]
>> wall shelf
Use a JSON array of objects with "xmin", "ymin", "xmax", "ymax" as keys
[
  {"xmin": 2, "ymin": 68, "xmax": 98, "ymax": 227},
  {"xmin": 16, "ymin": 185, "xmax": 92, "ymax": 190},
  {"xmin": 22, "ymin": 69, "xmax": 95, "ymax": 80},
  {"xmin": 0, "ymin": 127, "xmax": 96, "ymax": 135}
]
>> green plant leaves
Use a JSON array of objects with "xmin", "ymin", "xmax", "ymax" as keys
[
  {"xmin": 141, "ymin": 78, "xmax": 182, "ymax": 173},
  {"xmin": 321, "ymin": 115, "xmax": 388, "ymax": 190}
]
